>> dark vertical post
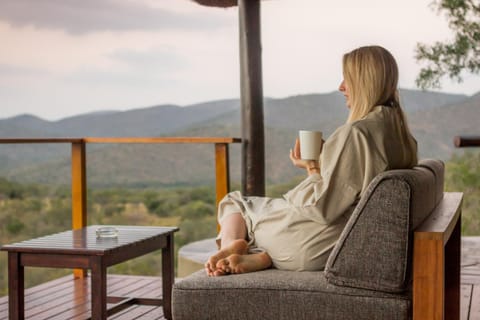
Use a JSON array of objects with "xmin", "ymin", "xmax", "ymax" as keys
[{"xmin": 238, "ymin": 0, "xmax": 265, "ymax": 196}]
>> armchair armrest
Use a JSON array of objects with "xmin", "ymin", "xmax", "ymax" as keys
[{"xmin": 413, "ymin": 192, "xmax": 463, "ymax": 320}]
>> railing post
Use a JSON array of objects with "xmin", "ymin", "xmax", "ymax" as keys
[
  {"xmin": 71, "ymin": 140, "xmax": 87, "ymax": 278},
  {"xmin": 215, "ymin": 143, "xmax": 230, "ymax": 231},
  {"xmin": 71, "ymin": 140, "xmax": 87, "ymax": 229}
]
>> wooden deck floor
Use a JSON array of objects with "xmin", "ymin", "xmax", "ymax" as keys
[
  {"xmin": 0, "ymin": 274, "xmax": 166, "ymax": 320},
  {"xmin": 461, "ymin": 237, "xmax": 480, "ymax": 320},
  {"xmin": 1, "ymin": 236, "xmax": 480, "ymax": 319}
]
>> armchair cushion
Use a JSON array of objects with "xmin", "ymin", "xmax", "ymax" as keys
[
  {"xmin": 173, "ymin": 269, "xmax": 410, "ymax": 320},
  {"xmin": 324, "ymin": 159, "xmax": 443, "ymax": 293}
]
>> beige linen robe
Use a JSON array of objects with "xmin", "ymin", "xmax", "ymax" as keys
[{"xmin": 217, "ymin": 105, "xmax": 417, "ymax": 271}]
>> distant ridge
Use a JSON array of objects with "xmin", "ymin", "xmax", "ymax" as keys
[{"xmin": 0, "ymin": 88, "xmax": 477, "ymax": 187}]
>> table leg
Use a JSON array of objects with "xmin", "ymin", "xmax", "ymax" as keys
[
  {"xmin": 8, "ymin": 252, "xmax": 24, "ymax": 320},
  {"xmin": 91, "ymin": 257, "xmax": 107, "ymax": 319},
  {"xmin": 162, "ymin": 233, "xmax": 175, "ymax": 320}
]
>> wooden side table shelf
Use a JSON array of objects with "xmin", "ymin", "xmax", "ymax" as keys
[{"xmin": 1, "ymin": 225, "xmax": 179, "ymax": 320}]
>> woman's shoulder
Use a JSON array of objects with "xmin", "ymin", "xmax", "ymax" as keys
[
  {"xmin": 349, "ymin": 105, "xmax": 390, "ymax": 132},
  {"xmin": 331, "ymin": 115, "xmax": 373, "ymax": 138},
  {"xmin": 329, "ymin": 107, "xmax": 388, "ymax": 143},
  {"xmin": 329, "ymin": 106, "xmax": 392, "ymax": 141},
  {"xmin": 325, "ymin": 122, "xmax": 364, "ymax": 153},
  {"xmin": 328, "ymin": 121, "xmax": 354, "ymax": 141}
]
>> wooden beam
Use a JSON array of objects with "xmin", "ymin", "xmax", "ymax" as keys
[
  {"xmin": 84, "ymin": 137, "xmax": 241, "ymax": 144},
  {"xmin": 454, "ymin": 135, "xmax": 480, "ymax": 148},
  {"xmin": 239, "ymin": 0, "xmax": 265, "ymax": 196}
]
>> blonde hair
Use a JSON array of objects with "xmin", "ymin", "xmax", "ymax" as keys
[
  {"xmin": 343, "ymin": 45, "xmax": 418, "ymax": 166},
  {"xmin": 343, "ymin": 46, "xmax": 400, "ymax": 122}
]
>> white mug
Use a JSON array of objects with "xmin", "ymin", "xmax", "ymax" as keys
[{"xmin": 299, "ymin": 130, "xmax": 323, "ymax": 160}]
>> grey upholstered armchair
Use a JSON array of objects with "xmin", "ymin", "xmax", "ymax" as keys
[{"xmin": 172, "ymin": 159, "xmax": 462, "ymax": 320}]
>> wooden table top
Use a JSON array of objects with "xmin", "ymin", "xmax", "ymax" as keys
[{"xmin": 1, "ymin": 225, "xmax": 179, "ymax": 255}]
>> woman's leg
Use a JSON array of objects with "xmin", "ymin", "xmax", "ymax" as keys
[
  {"xmin": 205, "ymin": 212, "xmax": 273, "ymax": 276},
  {"xmin": 218, "ymin": 212, "xmax": 247, "ymax": 248},
  {"xmin": 205, "ymin": 212, "xmax": 248, "ymax": 276}
]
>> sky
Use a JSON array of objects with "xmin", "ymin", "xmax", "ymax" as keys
[{"xmin": 0, "ymin": 0, "xmax": 478, "ymax": 121}]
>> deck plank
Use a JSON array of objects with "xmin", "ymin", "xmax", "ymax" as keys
[
  {"xmin": 462, "ymin": 284, "xmax": 473, "ymax": 320},
  {"xmin": 462, "ymin": 236, "xmax": 480, "ymax": 320},
  {"xmin": 470, "ymin": 283, "xmax": 480, "ymax": 320},
  {"xmin": 0, "ymin": 276, "xmax": 74, "ymax": 314},
  {"xmin": 0, "ymin": 275, "xmax": 164, "ymax": 320}
]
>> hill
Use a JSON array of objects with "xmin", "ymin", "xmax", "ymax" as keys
[{"xmin": 0, "ymin": 88, "xmax": 476, "ymax": 187}]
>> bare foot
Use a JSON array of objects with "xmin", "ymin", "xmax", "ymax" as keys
[
  {"xmin": 215, "ymin": 252, "xmax": 272, "ymax": 275},
  {"xmin": 205, "ymin": 239, "xmax": 248, "ymax": 276}
]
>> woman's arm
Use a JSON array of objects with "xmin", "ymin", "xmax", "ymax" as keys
[{"xmin": 284, "ymin": 126, "xmax": 366, "ymax": 225}]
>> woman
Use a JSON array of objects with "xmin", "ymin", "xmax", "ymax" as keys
[{"xmin": 206, "ymin": 45, "xmax": 418, "ymax": 276}]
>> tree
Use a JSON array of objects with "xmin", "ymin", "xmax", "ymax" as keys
[
  {"xmin": 415, "ymin": 0, "xmax": 480, "ymax": 89},
  {"xmin": 445, "ymin": 151, "xmax": 480, "ymax": 235}
]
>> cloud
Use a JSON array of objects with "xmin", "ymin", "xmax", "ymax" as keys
[
  {"xmin": 0, "ymin": 63, "xmax": 52, "ymax": 88},
  {"xmin": 0, "ymin": 63, "xmax": 45, "ymax": 75},
  {"xmin": 0, "ymin": 0, "xmax": 230, "ymax": 34},
  {"xmin": 59, "ymin": 48, "xmax": 190, "ymax": 87},
  {"xmin": 109, "ymin": 48, "xmax": 189, "ymax": 72}
]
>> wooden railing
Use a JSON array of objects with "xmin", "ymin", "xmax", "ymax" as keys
[
  {"xmin": 0, "ymin": 137, "xmax": 241, "ymax": 269},
  {"xmin": 454, "ymin": 135, "xmax": 480, "ymax": 148}
]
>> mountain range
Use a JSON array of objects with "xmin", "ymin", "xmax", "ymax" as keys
[{"xmin": 0, "ymin": 88, "xmax": 478, "ymax": 188}]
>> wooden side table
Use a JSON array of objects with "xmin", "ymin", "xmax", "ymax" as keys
[{"xmin": 1, "ymin": 225, "xmax": 179, "ymax": 320}]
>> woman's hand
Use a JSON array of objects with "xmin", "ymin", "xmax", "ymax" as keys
[{"xmin": 289, "ymin": 138, "xmax": 320, "ymax": 173}]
